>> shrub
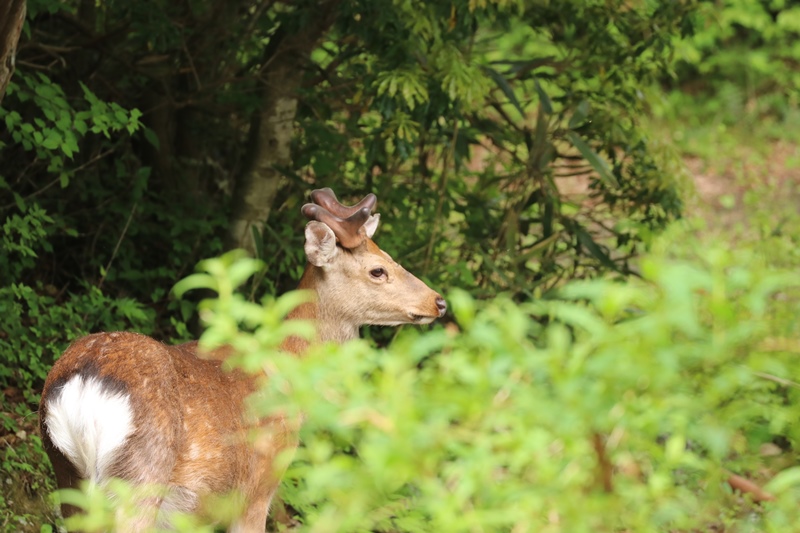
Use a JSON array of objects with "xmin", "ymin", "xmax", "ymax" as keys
[{"xmin": 61, "ymin": 224, "xmax": 800, "ymax": 532}]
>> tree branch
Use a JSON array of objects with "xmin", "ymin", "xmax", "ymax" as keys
[{"xmin": 0, "ymin": 0, "xmax": 27, "ymax": 104}]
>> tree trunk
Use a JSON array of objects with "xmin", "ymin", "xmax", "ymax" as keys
[
  {"xmin": 0, "ymin": 0, "xmax": 26, "ymax": 105},
  {"xmin": 226, "ymin": 2, "xmax": 341, "ymax": 254},
  {"xmin": 227, "ymin": 55, "xmax": 299, "ymax": 254}
]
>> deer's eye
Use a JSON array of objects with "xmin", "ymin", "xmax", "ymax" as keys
[{"xmin": 369, "ymin": 267, "xmax": 387, "ymax": 279}]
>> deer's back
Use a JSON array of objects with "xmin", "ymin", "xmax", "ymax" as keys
[{"xmin": 39, "ymin": 331, "xmax": 261, "ymax": 504}]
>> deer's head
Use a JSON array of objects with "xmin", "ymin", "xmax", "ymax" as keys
[{"xmin": 300, "ymin": 188, "xmax": 446, "ymax": 331}]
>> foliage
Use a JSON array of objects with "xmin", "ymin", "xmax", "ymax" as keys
[
  {"xmin": 0, "ymin": 0, "xmax": 694, "ymax": 348},
  {"xmin": 0, "ymin": 395, "xmax": 56, "ymax": 533},
  {"xmin": 0, "ymin": 0, "xmax": 695, "ymax": 404},
  {"xmin": 236, "ymin": 227, "xmax": 800, "ymax": 532},
  {"xmin": 0, "ymin": 72, "xmax": 161, "ymax": 394},
  {"xmin": 7, "ymin": 0, "xmax": 800, "ymax": 531},
  {"xmin": 57, "ymin": 220, "xmax": 800, "ymax": 532},
  {"xmin": 0, "ymin": 283, "xmax": 154, "ymax": 397},
  {"xmin": 293, "ymin": 0, "xmax": 693, "ymax": 298},
  {"xmin": 658, "ymin": 0, "xmax": 800, "ymax": 145},
  {"xmin": 0, "ymin": 28, "xmax": 196, "ymax": 530}
]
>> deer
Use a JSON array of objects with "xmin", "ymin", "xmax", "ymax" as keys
[{"xmin": 38, "ymin": 188, "xmax": 447, "ymax": 532}]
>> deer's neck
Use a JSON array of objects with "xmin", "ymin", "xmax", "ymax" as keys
[{"xmin": 282, "ymin": 265, "xmax": 359, "ymax": 353}]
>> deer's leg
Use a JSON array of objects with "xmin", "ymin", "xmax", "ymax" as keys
[
  {"xmin": 228, "ymin": 482, "xmax": 279, "ymax": 533},
  {"xmin": 228, "ymin": 443, "xmax": 292, "ymax": 533},
  {"xmin": 42, "ymin": 432, "xmax": 84, "ymax": 521},
  {"xmin": 107, "ymin": 422, "xmax": 182, "ymax": 530}
]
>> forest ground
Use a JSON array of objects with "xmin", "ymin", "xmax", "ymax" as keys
[{"xmin": 686, "ymin": 139, "xmax": 800, "ymax": 230}]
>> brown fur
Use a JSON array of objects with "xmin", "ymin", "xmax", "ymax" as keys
[{"xmin": 40, "ymin": 332, "xmax": 295, "ymax": 531}]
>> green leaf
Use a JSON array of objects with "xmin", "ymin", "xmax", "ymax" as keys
[
  {"xmin": 227, "ymin": 257, "xmax": 264, "ymax": 288},
  {"xmin": 41, "ymin": 131, "xmax": 62, "ymax": 150},
  {"xmin": 449, "ymin": 288, "xmax": 476, "ymax": 329},
  {"xmin": 143, "ymin": 127, "xmax": 160, "ymax": 149},
  {"xmin": 574, "ymin": 224, "xmax": 619, "ymax": 271},
  {"xmin": 79, "ymin": 81, "xmax": 97, "ymax": 103},
  {"xmin": 74, "ymin": 119, "xmax": 88, "ymax": 135},
  {"xmin": 568, "ymin": 100, "xmax": 591, "ymax": 129},
  {"xmin": 777, "ymin": 7, "xmax": 800, "ymax": 32},
  {"xmin": 764, "ymin": 466, "xmax": 800, "ymax": 494},
  {"xmin": 541, "ymin": 300, "xmax": 608, "ymax": 337},
  {"xmin": 566, "ymin": 131, "xmax": 619, "ymax": 188},
  {"xmin": 180, "ymin": 299, "xmax": 195, "ymax": 321},
  {"xmin": 173, "ymin": 273, "xmax": 218, "ymax": 297},
  {"xmin": 62, "ymin": 132, "xmax": 79, "ymax": 159},
  {"xmin": 272, "ymin": 290, "xmax": 315, "ymax": 319},
  {"xmin": 534, "ymin": 77, "xmax": 553, "ymax": 114},
  {"xmin": 251, "ymin": 225, "xmax": 265, "ymax": 261},
  {"xmin": 483, "ymin": 66, "xmax": 524, "ymax": 116},
  {"xmin": 13, "ymin": 192, "xmax": 26, "ymax": 211},
  {"xmin": 34, "ymin": 83, "xmax": 56, "ymax": 99}
]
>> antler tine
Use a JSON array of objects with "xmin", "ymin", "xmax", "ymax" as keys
[
  {"xmin": 301, "ymin": 203, "xmax": 372, "ymax": 249},
  {"xmin": 310, "ymin": 188, "xmax": 377, "ymax": 219}
]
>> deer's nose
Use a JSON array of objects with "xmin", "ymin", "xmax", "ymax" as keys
[{"xmin": 435, "ymin": 296, "xmax": 447, "ymax": 317}]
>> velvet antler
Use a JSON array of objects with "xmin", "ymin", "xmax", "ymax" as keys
[
  {"xmin": 301, "ymin": 188, "xmax": 377, "ymax": 249},
  {"xmin": 310, "ymin": 188, "xmax": 377, "ymax": 219}
]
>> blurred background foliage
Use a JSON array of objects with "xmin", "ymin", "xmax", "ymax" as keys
[
  {"xmin": 1, "ymin": 0, "xmax": 799, "ymax": 531},
  {"xmin": 657, "ymin": 0, "xmax": 800, "ymax": 148}
]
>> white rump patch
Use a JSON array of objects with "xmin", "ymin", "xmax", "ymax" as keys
[{"xmin": 45, "ymin": 375, "xmax": 134, "ymax": 482}]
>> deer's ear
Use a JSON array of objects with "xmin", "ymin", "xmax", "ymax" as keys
[
  {"xmin": 362, "ymin": 214, "xmax": 380, "ymax": 239},
  {"xmin": 305, "ymin": 221, "xmax": 338, "ymax": 267}
]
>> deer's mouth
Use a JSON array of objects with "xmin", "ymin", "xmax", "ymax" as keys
[{"xmin": 409, "ymin": 313, "xmax": 436, "ymax": 324}]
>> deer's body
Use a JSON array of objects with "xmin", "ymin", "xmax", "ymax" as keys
[
  {"xmin": 40, "ymin": 333, "xmax": 284, "ymax": 529},
  {"xmin": 39, "ymin": 189, "xmax": 445, "ymax": 532}
]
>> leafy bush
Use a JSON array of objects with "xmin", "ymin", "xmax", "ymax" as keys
[
  {"xmin": 3, "ymin": 0, "xmax": 696, "ymax": 343},
  {"xmin": 0, "ymin": 283, "xmax": 154, "ymax": 397},
  {"xmin": 61, "ymin": 219, "xmax": 800, "ymax": 532},
  {"xmin": 0, "ymin": 69, "xmax": 203, "ymax": 392},
  {"xmin": 254, "ymin": 233, "xmax": 800, "ymax": 532},
  {"xmin": 292, "ymin": 0, "xmax": 693, "ymax": 298},
  {"xmin": 0, "ymin": 398, "xmax": 56, "ymax": 533}
]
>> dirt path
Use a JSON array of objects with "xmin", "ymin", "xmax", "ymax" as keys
[{"xmin": 684, "ymin": 140, "xmax": 800, "ymax": 229}]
